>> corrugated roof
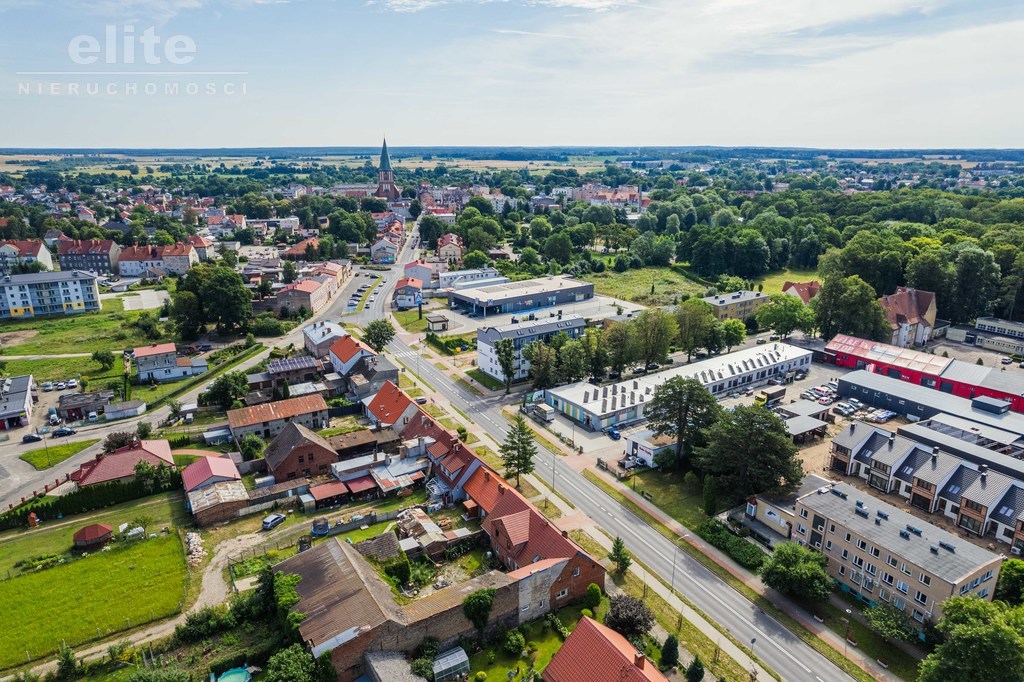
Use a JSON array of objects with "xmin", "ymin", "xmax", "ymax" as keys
[
  {"xmin": 826, "ymin": 334, "xmax": 952, "ymax": 375},
  {"xmin": 227, "ymin": 394, "xmax": 327, "ymax": 429}
]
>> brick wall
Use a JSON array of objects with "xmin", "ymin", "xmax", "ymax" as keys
[
  {"xmin": 550, "ymin": 553, "xmax": 606, "ymax": 608},
  {"xmin": 193, "ymin": 499, "xmax": 248, "ymax": 526}
]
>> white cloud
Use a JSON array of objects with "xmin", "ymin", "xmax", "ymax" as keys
[{"xmin": 370, "ymin": 0, "xmax": 636, "ymax": 11}]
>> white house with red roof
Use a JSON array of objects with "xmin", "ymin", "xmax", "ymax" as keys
[
  {"xmin": 182, "ymin": 456, "xmax": 241, "ymax": 493},
  {"xmin": 328, "ymin": 334, "xmax": 375, "ymax": 376},
  {"xmin": 404, "ymin": 260, "xmax": 443, "ymax": 289},
  {"xmin": 437, "ymin": 233, "xmax": 464, "ymax": 263},
  {"xmin": 186, "ymin": 234, "xmax": 215, "ymax": 261},
  {"xmin": 70, "ymin": 440, "xmax": 174, "ymax": 488},
  {"xmin": 0, "ymin": 239, "xmax": 53, "ymax": 271},
  {"xmin": 392, "ymin": 277, "xmax": 422, "ymax": 309},
  {"xmin": 134, "ymin": 343, "xmax": 207, "ymax": 383},
  {"xmin": 365, "ymin": 380, "xmax": 419, "ymax": 429}
]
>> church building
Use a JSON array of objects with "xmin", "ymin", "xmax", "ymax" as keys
[{"xmin": 374, "ymin": 139, "xmax": 401, "ymax": 201}]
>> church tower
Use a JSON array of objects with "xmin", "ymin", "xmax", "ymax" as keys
[{"xmin": 374, "ymin": 138, "xmax": 400, "ymax": 201}]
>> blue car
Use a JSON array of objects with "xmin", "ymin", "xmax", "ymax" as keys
[{"xmin": 604, "ymin": 427, "xmax": 621, "ymax": 440}]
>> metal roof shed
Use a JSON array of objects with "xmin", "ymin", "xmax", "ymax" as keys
[{"xmin": 433, "ymin": 647, "xmax": 470, "ymax": 682}]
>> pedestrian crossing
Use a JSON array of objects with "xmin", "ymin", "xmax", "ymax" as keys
[{"xmin": 391, "ymin": 350, "xmax": 419, "ymax": 359}]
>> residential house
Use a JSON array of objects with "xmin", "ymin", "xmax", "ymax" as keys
[
  {"xmin": 404, "ymin": 260, "xmax": 443, "ymax": 289},
  {"xmin": 328, "ymin": 335, "xmax": 376, "ymax": 377},
  {"xmin": 370, "ymin": 238, "xmax": 398, "ymax": 264},
  {"xmin": 226, "ymin": 394, "xmax": 329, "ymax": 440},
  {"xmin": 276, "ymin": 278, "xmax": 331, "ymax": 315},
  {"xmin": 186, "ymin": 234, "xmax": 215, "ymax": 260},
  {"xmin": 0, "ymin": 240, "xmax": 53, "ymax": 271},
  {"xmin": 437, "ymin": 233, "xmax": 464, "ymax": 263},
  {"xmin": 119, "ymin": 243, "xmax": 198, "ymax": 276},
  {"xmin": 57, "ymin": 239, "xmax": 121, "ymax": 274},
  {"xmin": 0, "ymin": 270, "xmax": 101, "ymax": 318},
  {"xmin": 134, "ymin": 343, "xmax": 207, "ymax": 383},
  {"xmin": 70, "ymin": 440, "xmax": 174, "ymax": 488},
  {"xmin": 282, "ymin": 237, "xmax": 320, "ymax": 261},
  {"xmin": 181, "ymin": 456, "xmax": 241, "ymax": 493},
  {"xmin": 879, "ymin": 287, "xmax": 938, "ymax": 347},
  {"xmin": 263, "ymin": 422, "xmax": 340, "ymax": 481},
  {"xmin": 543, "ymin": 617, "xmax": 668, "ymax": 682},
  {"xmin": 303, "ymin": 320, "xmax": 347, "ymax": 358},
  {"xmin": 781, "ymin": 280, "xmax": 821, "ymax": 305},
  {"xmin": 392, "ymin": 277, "xmax": 422, "ymax": 309},
  {"xmin": 365, "ymin": 381, "xmax": 420, "ymax": 429}
]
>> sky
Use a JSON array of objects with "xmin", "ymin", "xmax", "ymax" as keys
[{"xmin": 0, "ymin": 0, "xmax": 1022, "ymax": 148}]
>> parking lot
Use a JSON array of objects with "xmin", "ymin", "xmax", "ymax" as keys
[
  {"xmin": 344, "ymin": 273, "xmax": 384, "ymax": 314},
  {"xmin": 432, "ymin": 294, "xmax": 645, "ymax": 335}
]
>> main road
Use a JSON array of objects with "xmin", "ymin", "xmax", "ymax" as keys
[{"xmin": 358, "ymin": 227, "xmax": 853, "ymax": 682}]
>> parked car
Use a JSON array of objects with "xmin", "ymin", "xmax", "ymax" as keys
[
  {"xmin": 415, "ymin": 397, "xmax": 428, "ymax": 405},
  {"xmin": 794, "ymin": 370, "xmax": 807, "ymax": 380},
  {"xmin": 22, "ymin": 433, "xmax": 42, "ymax": 443},
  {"xmin": 1003, "ymin": 357, "xmax": 1014, "ymax": 365},
  {"xmin": 262, "ymin": 513, "xmax": 286, "ymax": 531},
  {"xmin": 55, "ymin": 382, "xmax": 66, "ymax": 390},
  {"xmin": 604, "ymin": 427, "xmax": 621, "ymax": 440},
  {"xmin": 42, "ymin": 382, "xmax": 53, "ymax": 392},
  {"xmin": 645, "ymin": 362, "xmax": 660, "ymax": 371},
  {"xmin": 52, "ymin": 427, "xmax": 77, "ymax": 438},
  {"xmin": 66, "ymin": 379, "xmax": 78, "ymax": 389},
  {"xmin": 756, "ymin": 338, "xmax": 767, "ymax": 345},
  {"xmin": 196, "ymin": 344, "xmax": 212, "ymax": 352},
  {"xmin": 769, "ymin": 334, "xmax": 781, "ymax": 341}
]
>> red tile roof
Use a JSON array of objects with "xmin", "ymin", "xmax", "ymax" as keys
[
  {"xmin": 492, "ymin": 509, "xmax": 531, "ymax": 547},
  {"xmin": 187, "ymin": 234, "xmax": 213, "ymax": 248},
  {"xmin": 181, "ymin": 456, "xmax": 240, "ymax": 492},
  {"xmin": 120, "ymin": 243, "xmax": 195, "ymax": 261},
  {"xmin": 281, "ymin": 279, "xmax": 324, "ymax": 294},
  {"xmin": 227, "ymin": 395, "xmax": 328, "ymax": 429},
  {"xmin": 70, "ymin": 440, "xmax": 174, "ymax": 487},
  {"xmin": 328, "ymin": 335, "xmax": 373, "ymax": 364},
  {"xmin": 879, "ymin": 287, "xmax": 936, "ymax": 331},
  {"xmin": 58, "ymin": 239, "xmax": 117, "ymax": 255},
  {"xmin": 781, "ymin": 280, "xmax": 821, "ymax": 304},
  {"xmin": 282, "ymin": 237, "xmax": 319, "ymax": 257},
  {"xmin": 0, "ymin": 240, "xmax": 44, "ymax": 257},
  {"xmin": 73, "ymin": 523, "xmax": 113, "ymax": 544},
  {"xmin": 543, "ymin": 617, "xmax": 668, "ymax": 682},
  {"xmin": 366, "ymin": 381, "xmax": 415, "ymax": 426},
  {"xmin": 437, "ymin": 233, "xmax": 463, "ymax": 249},
  {"xmin": 309, "ymin": 480, "xmax": 349, "ymax": 500},
  {"xmin": 134, "ymin": 343, "xmax": 177, "ymax": 358},
  {"xmin": 395, "ymin": 277, "xmax": 422, "ymax": 290}
]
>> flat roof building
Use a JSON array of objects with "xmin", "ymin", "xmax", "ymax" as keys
[
  {"xmin": 477, "ymin": 315, "xmax": 585, "ymax": 383},
  {"xmin": 0, "ymin": 270, "xmax": 100, "ymax": 318},
  {"xmin": 795, "ymin": 481, "xmax": 1002, "ymax": 625},
  {"xmin": 546, "ymin": 343, "xmax": 812, "ymax": 431},
  {"xmin": 701, "ymin": 290, "xmax": 768, "ymax": 321},
  {"xmin": 446, "ymin": 275, "xmax": 593, "ymax": 317}
]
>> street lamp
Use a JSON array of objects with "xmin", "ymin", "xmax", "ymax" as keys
[
  {"xmin": 842, "ymin": 608, "xmax": 853, "ymax": 656},
  {"xmin": 749, "ymin": 638, "xmax": 758, "ymax": 682}
]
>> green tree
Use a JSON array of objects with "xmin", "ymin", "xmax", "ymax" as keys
[
  {"xmin": 462, "ymin": 250, "xmax": 491, "ymax": 269},
  {"xmin": 499, "ymin": 415, "xmax": 537, "ymax": 488},
  {"xmin": 685, "ymin": 655, "xmax": 705, "ymax": 682},
  {"xmin": 605, "ymin": 594, "xmax": 654, "ymax": 640},
  {"xmin": 201, "ymin": 370, "xmax": 249, "ymax": 408},
  {"xmin": 919, "ymin": 597, "xmax": 1024, "ymax": 682},
  {"xmin": 810, "ymin": 275, "xmax": 889, "ymax": 341},
  {"xmin": 504, "ymin": 629, "xmax": 526, "ymax": 656},
  {"xmin": 463, "ymin": 588, "xmax": 496, "ymax": 633},
  {"xmin": 264, "ymin": 643, "xmax": 334, "ymax": 682},
  {"xmin": 950, "ymin": 244, "xmax": 1001, "ymax": 324},
  {"xmin": 674, "ymin": 299, "xmax": 716, "ymax": 360},
  {"xmin": 581, "ymin": 326, "xmax": 608, "ymax": 378},
  {"xmin": 583, "ymin": 582, "xmax": 602, "ymax": 610},
  {"xmin": 135, "ymin": 421, "xmax": 152, "ymax": 439},
  {"xmin": 754, "ymin": 294, "xmax": 813, "ymax": 339},
  {"xmin": 171, "ymin": 290, "xmax": 204, "ymax": 339},
  {"xmin": 92, "ymin": 349, "xmax": 116, "ymax": 372},
  {"xmin": 719, "ymin": 318, "xmax": 746, "ymax": 351},
  {"xmin": 759, "ymin": 542, "xmax": 831, "ymax": 602},
  {"xmin": 493, "ymin": 338, "xmax": 516, "ymax": 394},
  {"xmin": 604, "ymin": 321, "xmax": 638, "ymax": 375},
  {"xmin": 661, "ymin": 634, "xmax": 680, "ymax": 669},
  {"xmin": 646, "ymin": 377, "xmax": 721, "ymax": 471},
  {"xmin": 543, "ymin": 232, "xmax": 573, "ymax": 265},
  {"xmin": 906, "ymin": 247, "xmax": 956, "ymax": 318},
  {"xmin": 693, "ymin": 405, "xmax": 801, "ymax": 497},
  {"xmin": 864, "ymin": 603, "xmax": 916, "ymax": 643},
  {"xmin": 995, "ymin": 558, "xmax": 1024, "ymax": 605},
  {"xmin": 523, "ymin": 340, "xmax": 558, "ymax": 389},
  {"xmin": 55, "ymin": 643, "xmax": 79, "ymax": 681},
  {"xmin": 168, "ymin": 399, "xmax": 182, "ymax": 419},
  {"xmin": 282, "ymin": 260, "xmax": 298, "ymax": 284},
  {"xmin": 363, "ymin": 319, "xmax": 396, "ymax": 353},
  {"xmin": 240, "ymin": 433, "xmax": 266, "ymax": 462},
  {"xmin": 610, "ymin": 535, "xmax": 632, "ymax": 574},
  {"xmin": 556, "ymin": 337, "xmax": 588, "ymax": 384},
  {"xmin": 702, "ymin": 475, "xmax": 717, "ymax": 516},
  {"xmin": 200, "ymin": 267, "xmax": 252, "ymax": 333},
  {"xmin": 633, "ymin": 308, "xmax": 678, "ymax": 368}
]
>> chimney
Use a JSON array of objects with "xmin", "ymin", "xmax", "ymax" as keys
[
  {"xmin": 634, "ymin": 653, "xmax": 645, "ymax": 669},
  {"xmin": 498, "ymin": 484, "xmax": 505, "ymax": 495},
  {"xmin": 561, "ymin": 530, "xmax": 569, "ymax": 538},
  {"xmin": 484, "ymin": 470, "xmax": 490, "ymax": 481}
]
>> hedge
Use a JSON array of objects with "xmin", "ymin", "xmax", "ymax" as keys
[{"xmin": 696, "ymin": 519, "xmax": 767, "ymax": 571}]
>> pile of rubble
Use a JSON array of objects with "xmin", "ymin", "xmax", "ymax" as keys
[{"xmin": 184, "ymin": 532, "xmax": 207, "ymax": 566}]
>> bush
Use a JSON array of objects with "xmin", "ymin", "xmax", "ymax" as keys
[
  {"xmin": 475, "ymin": 673, "xmax": 488, "ymax": 681},
  {"xmin": 580, "ymin": 608, "xmax": 593, "ymax": 619},
  {"xmin": 383, "ymin": 553, "xmax": 412, "ymax": 585},
  {"xmin": 545, "ymin": 612, "xmax": 571, "ymax": 640},
  {"xmin": 411, "ymin": 657, "xmax": 433, "ymax": 681},
  {"xmin": 174, "ymin": 605, "xmax": 235, "ymax": 643},
  {"xmin": 696, "ymin": 520, "xmax": 766, "ymax": 571},
  {"xmin": 504, "ymin": 629, "xmax": 526, "ymax": 656},
  {"xmin": 416, "ymin": 636, "xmax": 440, "ymax": 660},
  {"xmin": 583, "ymin": 582, "xmax": 602, "ymax": 610}
]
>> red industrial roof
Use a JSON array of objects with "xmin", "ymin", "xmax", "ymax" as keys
[
  {"xmin": 181, "ymin": 456, "xmax": 240, "ymax": 492},
  {"xmin": 346, "ymin": 475, "xmax": 377, "ymax": 494},
  {"xmin": 825, "ymin": 334, "xmax": 952, "ymax": 375},
  {"xmin": 309, "ymin": 481, "xmax": 350, "ymax": 501},
  {"xmin": 73, "ymin": 523, "xmax": 113, "ymax": 544},
  {"xmin": 543, "ymin": 617, "xmax": 667, "ymax": 682}
]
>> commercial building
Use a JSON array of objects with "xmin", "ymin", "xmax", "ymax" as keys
[
  {"xmin": 827, "ymin": 334, "xmax": 1024, "ymax": 412},
  {"xmin": 447, "ymin": 275, "xmax": 594, "ymax": 317},
  {"xmin": 0, "ymin": 270, "xmax": 100, "ymax": 318},
  {"xmin": 437, "ymin": 267, "xmax": 502, "ymax": 290},
  {"xmin": 547, "ymin": 343, "xmax": 811, "ymax": 431},
  {"xmin": 948, "ymin": 316, "xmax": 1024, "ymax": 356},
  {"xmin": 477, "ymin": 315, "xmax": 585, "ymax": 383},
  {"xmin": 392, "ymin": 277, "xmax": 422, "ymax": 309},
  {"xmin": 57, "ymin": 239, "xmax": 121, "ymax": 274},
  {"xmin": 370, "ymin": 238, "xmax": 399, "ymax": 264},
  {"xmin": 226, "ymin": 394, "xmax": 329, "ymax": 440},
  {"xmin": 0, "ymin": 375, "xmax": 34, "ymax": 430},
  {"xmin": 795, "ymin": 481, "xmax": 1002, "ymax": 625},
  {"xmin": 701, "ymin": 290, "xmax": 768, "ymax": 321},
  {"xmin": 58, "ymin": 389, "xmax": 114, "ymax": 421}
]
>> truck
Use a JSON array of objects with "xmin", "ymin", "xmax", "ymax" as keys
[
  {"xmin": 753, "ymin": 385, "xmax": 786, "ymax": 407},
  {"xmin": 530, "ymin": 404, "xmax": 556, "ymax": 423}
]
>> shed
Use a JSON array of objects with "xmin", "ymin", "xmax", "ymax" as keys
[
  {"xmin": 785, "ymin": 415, "xmax": 828, "ymax": 444},
  {"xmin": 104, "ymin": 400, "xmax": 147, "ymax": 420},
  {"xmin": 432, "ymin": 647, "xmax": 470, "ymax": 682},
  {"xmin": 203, "ymin": 427, "xmax": 234, "ymax": 445},
  {"xmin": 73, "ymin": 523, "xmax": 113, "ymax": 548},
  {"xmin": 425, "ymin": 313, "xmax": 449, "ymax": 333}
]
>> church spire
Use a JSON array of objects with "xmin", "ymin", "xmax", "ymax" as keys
[{"xmin": 379, "ymin": 138, "xmax": 393, "ymax": 172}]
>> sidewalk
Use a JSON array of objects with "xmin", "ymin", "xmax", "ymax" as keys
[{"xmin": 588, "ymin": 466, "xmax": 901, "ymax": 682}]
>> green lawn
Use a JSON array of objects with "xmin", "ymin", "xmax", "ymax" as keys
[
  {"xmin": 393, "ymin": 308, "xmax": 429, "ymax": 334},
  {"xmin": 398, "ymin": 373, "xmax": 416, "ymax": 389},
  {"xmin": 0, "ymin": 491, "xmax": 188, "ymax": 579},
  {"xmin": 0, "ymin": 298, "xmax": 173, "ymax": 356},
  {"xmin": 318, "ymin": 416, "xmax": 365, "ymax": 437},
  {"xmin": 631, "ymin": 469, "xmax": 711, "ymax": 529},
  {"xmin": 467, "ymin": 368, "xmax": 505, "ymax": 391},
  {"xmin": 581, "ymin": 266, "xmax": 704, "ymax": 306},
  {"xmin": 469, "ymin": 605, "xmax": 597, "ymax": 678},
  {"xmin": 0, "ymin": 534, "xmax": 188, "ymax": 669},
  {"xmin": 3, "ymin": 358, "xmax": 111, "ymax": 383},
  {"xmin": 754, "ymin": 267, "xmax": 822, "ymax": 295},
  {"xmin": 19, "ymin": 438, "xmax": 101, "ymax": 470}
]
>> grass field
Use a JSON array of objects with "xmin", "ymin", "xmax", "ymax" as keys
[
  {"xmin": 3, "ymin": 357, "xmax": 112, "ymax": 383},
  {"xmin": 0, "ymin": 299, "xmax": 172, "ymax": 356},
  {"xmin": 19, "ymin": 438, "xmax": 100, "ymax": 470},
  {"xmin": 467, "ymin": 368, "xmax": 505, "ymax": 391},
  {"xmin": 631, "ymin": 469, "xmax": 711, "ymax": 529},
  {"xmin": 0, "ymin": 491, "xmax": 188, "ymax": 579},
  {"xmin": 754, "ymin": 267, "xmax": 822, "ymax": 295},
  {"xmin": 582, "ymin": 267, "xmax": 704, "ymax": 306},
  {"xmin": 0, "ymin": 534, "xmax": 188, "ymax": 669},
  {"xmin": 393, "ymin": 308, "xmax": 429, "ymax": 333}
]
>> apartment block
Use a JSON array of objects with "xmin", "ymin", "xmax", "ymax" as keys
[
  {"xmin": 0, "ymin": 271, "xmax": 100, "ymax": 318},
  {"xmin": 795, "ymin": 482, "xmax": 1002, "ymax": 626},
  {"xmin": 701, "ymin": 290, "xmax": 768, "ymax": 321},
  {"xmin": 477, "ymin": 315, "xmax": 585, "ymax": 383}
]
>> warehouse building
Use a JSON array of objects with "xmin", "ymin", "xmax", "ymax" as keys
[
  {"xmin": 546, "ymin": 343, "xmax": 812, "ymax": 431},
  {"xmin": 477, "ymin": 315, "xmax": 585, "ymax": 383},
  {"xmin": 446, "ymin": 275, "xmax": 593, "ymax": 317}
]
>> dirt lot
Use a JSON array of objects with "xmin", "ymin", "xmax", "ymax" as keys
[{"xmin": 0, "ymin": 329, "xmax": 38, "ymax": 347}]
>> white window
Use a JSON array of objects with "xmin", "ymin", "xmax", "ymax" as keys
[
  {"xmin": 896, "ymin": 580, "xmax": 909, "ymax": 594},
  {"xmin": 919, "ymin": 574, "xmax": 931, "ymax": 587},
  {"xmin": 556, "ymin": 588, "xmax": 568, "ymax": 599}
]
